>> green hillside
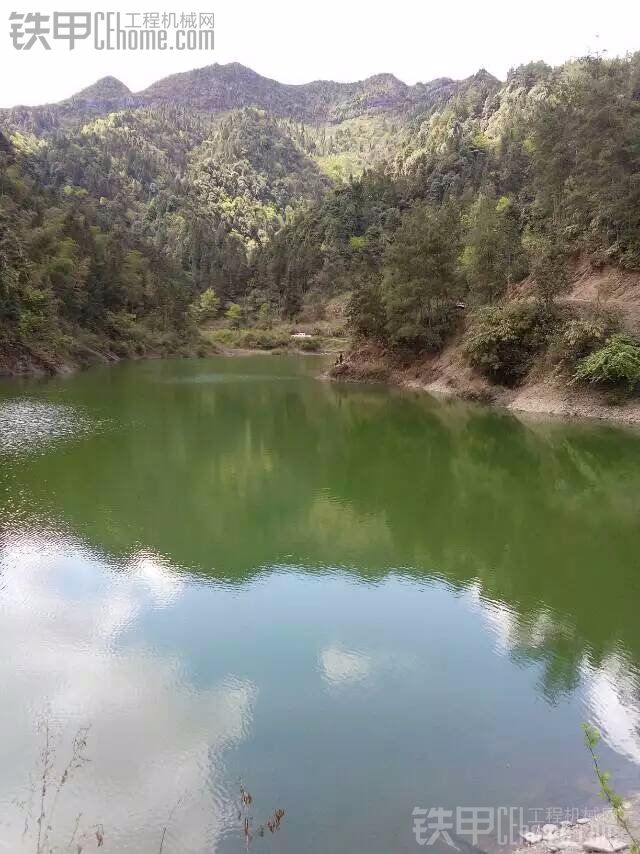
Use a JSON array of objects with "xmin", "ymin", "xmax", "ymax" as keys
[{"xmin": 2, "ymin": 55, "xmax": 640, "ymax": 391}]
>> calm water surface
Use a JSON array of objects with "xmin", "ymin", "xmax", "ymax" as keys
[{"xmin": 1, "ymin": 355, "xmax": 639, "ymax": 854}]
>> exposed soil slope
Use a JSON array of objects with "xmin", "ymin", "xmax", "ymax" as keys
[{"xmin": 331, "ymin": 264, "xmax": 640, "ymax": 425}]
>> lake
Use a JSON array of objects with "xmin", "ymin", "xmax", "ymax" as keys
[{"xmin": 1, "ymin": 355, "xmax": 639, "ymax": 854}]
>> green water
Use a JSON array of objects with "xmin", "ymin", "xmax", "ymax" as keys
[{"xmin": 1, "ymin": 355, "xmax": 639, "ymax": 854}]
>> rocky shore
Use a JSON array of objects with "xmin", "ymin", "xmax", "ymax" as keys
[{"xmin": 514, "ymin": 796, "xmax": 640, "ymax": 854}]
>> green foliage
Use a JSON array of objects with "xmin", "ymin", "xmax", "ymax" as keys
[
  {"xmin": 382, "ymin": 202, "xmax": 462, "ymax": 351},
  {"xmin": 573, "ymin": 335, "xmax": 640, "ymax": 390},
  {"xmin": 239, "ymin": 329, "xmax": 289, "ymax": 350},
  {"xmin": 190, "ymin": 288, "xmax": 220, "ymax": 323},
  {"xmin": 296, "ymin": 336, "xmax": 321, "ymax": 352},
  {"xmin": 556, "ymin": 306, "xmax": 621, "ymax": 366},
  {"xmin": 225, "ymin": 303, "xmax": 243, "ymax": 328},
  {"xmin": 0, "ymin": 140, "xmax": 194, "ymax": 365},
  {"xmin": 346, "ymin": 281, "xmax": 387, "ymax": 341},
  {"xmin": 256, "ymin": 302, "xmax": 272, "ymax": 329},
  {"xmin": 460, "ymin": 193, "xmax": 527, "ymax": 303},
  {"xmin": 247, "ymin": 53, "xmax": 640, "ymax": 350},
  {"xmin": 528, "ymin": 56, "xmax": 640, "ymax": 268},
  {"xmin": 583, "ymin": 724, "xmax": 640, "ymax": 854},
  {"xmin": 527, "ymin": 241, "xmax": 570, "ymax": 307},
  {"xmin": 203, "ymin": 326, "xmax": 290, "ymax": 350},
  {"xmin": 463, "ymin": 302, "xmax": 555, "ymax": 385},
  {"xmin": 5, "ymin": 54, "xmax": 640, "ymax": 368}
]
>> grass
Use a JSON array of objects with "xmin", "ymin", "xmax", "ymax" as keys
[{"xmin": 200, "ymin": 323, "xmax": 345, "ymax": 355}]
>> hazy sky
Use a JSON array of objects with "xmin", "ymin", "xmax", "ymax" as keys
[{"xmin": 1, "ymin": 0, "xmax": 639, "ymax": 107}]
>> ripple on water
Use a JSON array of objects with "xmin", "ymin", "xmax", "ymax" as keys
[
  {"xmin": 0, "ymin": 399, "xmax": 94, "ymax": 455},
  {"xmin": 163, "ymin": 373, "xmax": 294, "ymax": 385}
]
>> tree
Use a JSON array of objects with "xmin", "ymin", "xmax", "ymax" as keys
[
  {"xmin": 528, "ymin": 239, "xmax": 569, "ymax": 308},
  {"xmin": 191, "ymin": 288, "xmax": 220, "ymax": 324},
  {"xmin": 256, "ymin": 302, "xmax": 272, "ymax": 329},
  {"xmin": 225, "ymin": 303, "xmax": 243, "ymax": 328},
  {"xmin": 382, "ymin": 202, "xmax": 462, "ymax": 351},
  {"xmin": 346, "ymin": 279, "xmax": 387, "ymax": 341},
  {"xmin": 460, "ymin": 193, "xmax": 526, "ymax": 304}
]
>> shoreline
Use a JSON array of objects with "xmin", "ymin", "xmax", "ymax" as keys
[
  {"xmin": 511, "ymin": 794, "xmax": 640, "ymax": 854},
  {"xmin": 5, "ymin": 343, "xmax": 640, "ymax": 427},
  {"xmin": 0, "ymin": 341, "xmax": 335, "ymax": 382},
  {"xmin": 328, "ymin": 345, "xmax": 640, "ymax": 427}
]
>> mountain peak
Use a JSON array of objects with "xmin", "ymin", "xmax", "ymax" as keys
[
  {"xmin": 466, "ymin": 68, "xmax": 500, "ymax": 86},
  {"xmin": 74, "ymin": 76, "xmax": 131, "ymax": 100},
  {"xmin": 363, "ymin": 72, "xmax": 404, "ymax": 85}
]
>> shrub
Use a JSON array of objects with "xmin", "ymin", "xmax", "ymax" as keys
[
  {"xmin": 558, "ymin": 307, "xmax": 621, "ymax": 365},
  {"xmin": 573, "ymin": 334, "xmax": 640, "ymax": 390},
  {"xmin": 190, "ymin": 288, "xmax": 220, "ymax": 324},
  {"xmin": 203, "ymin": 328, "xmax": 241, "ymax": 347},
  {"xmin": 463, "ymin": 302, "xmax": 554, "ymax": 386},
  {"xmin": 225, "ymin": 303, "xmax": 243, "ymax": 328},
  {"xmin": 241, "ymin": 329, "xmax": 289, "ymax": 350},
  {"xmin": 296, "ymin": 337, "xmax": 322, "ymax": 352}
]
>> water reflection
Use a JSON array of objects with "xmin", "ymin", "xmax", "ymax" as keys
[
  {"xmin": 0, "ymin": 528, "xmax": 256, "ymax": 854},
  {"xmin": 320, "ymin": 645, "xmax": 374, "ymax": 689},
  {"xmin": 0, "ymin": 398, "xmax": 94, "ymax": 454},
  {"xmin": 1, "ymin": 357, "xmax": 640, "ymax": 853},
  {"xmin": 464, "ymin": 582, "xmax": 640, "ymax": 764},
  {"xmin": 582, "ymin": 654, "xmax": 640, "ymax": 764},
  {"xmin": 1, "ymin": 523, "xmax": 640, "ymax": 853}
]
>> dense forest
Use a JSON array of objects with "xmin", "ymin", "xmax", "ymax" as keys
[{"xmin": 2, "ymin": 55, "xmax": 640, "ymax": 387}]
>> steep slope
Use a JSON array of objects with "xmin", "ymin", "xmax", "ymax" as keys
[{"xmin": 0, "ymin": 132, "xmax": 197, "ymax": 374}]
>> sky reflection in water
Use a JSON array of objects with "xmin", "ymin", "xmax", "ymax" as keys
[{"xmin": 0, "ymin": 356, "xmax": 639, "ymax": 854}]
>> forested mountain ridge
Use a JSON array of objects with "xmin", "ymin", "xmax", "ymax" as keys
[
  {"xmin": 3, "ymin": 54, "xmax": 640, "ymax": 403},
  {"xmin": 1, "ymin": 62, "xmax": 478, "ymax": 129}
]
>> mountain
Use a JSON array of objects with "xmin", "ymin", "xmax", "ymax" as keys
[
  {"xmin": 138, "ymin": 63, "xmax": 467, "ymax": 120},
  {"xmin": 1, "ymin": 62, "xmax": 496, "ymax": 130},
  {"xmin": 67, "ymin": 76, "xmax": 133, "ymax": 109},
  {"xmin": 2, "ymin": 53, "xmax": 640, "ymax": 403}
]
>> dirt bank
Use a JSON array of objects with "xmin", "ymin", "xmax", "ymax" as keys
[
  {"xmin": 0, "ymin": 334, "xmax": 223, "ymax": 380},
  {"xmin": 330, "ymin": 261, "xmax": 640, "ymax": 426},
  {"xmin": 329, "ymin": 340, "xmax": 640, "ymax": 426}
]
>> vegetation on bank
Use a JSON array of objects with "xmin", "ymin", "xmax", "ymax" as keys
[
  {"xmin": 3, "ymin": 54, "xmax": 640, "ymax": 388},
  {"xmin": 198, "ymin": 289, "xmax": 345, "ymax": 354}
]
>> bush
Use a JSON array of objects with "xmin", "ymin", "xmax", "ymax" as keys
[
  {"xmin": 241, "ymin": 329, "xmax": 289, "ymax": 350},
  {"xmin": 203, "ymin": 328, "xmax": 241, "ymax": 347},
  {"xmin": 225, "ymin": 303, "xmax": 243, "ymax": 328},
  {"xmin": 573, "ymin": 334, "xmax": 640, "ymax": 390},
  {"xmin": 557, "ymin": 307, "xmax": 621, "ymax": 366},
  {"xmin": 203, "ymin": 328, "xmax": 289, "ymax": 350},
  {"xmin": 296, "ymin": 337, "xmax": 322, "ymax": 352},
  {"xmin": 190, "ymin": 288, "xmax": 220, "ymax": 324},
  {"xmin": 463, "ymin": 302, "xmax": 555, "ymax": 386}
]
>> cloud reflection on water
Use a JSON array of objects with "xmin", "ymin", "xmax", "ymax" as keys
[
  {"xmin": 465, "ymin": 580, "xmax": 640, "ymax": 764},
  {"xmin": 0, "ymin": 529, "xmax": 256, "ymax": 854},
  {"xmin": 1, "ymin": 527, "xmax": 640, "ymax": 853}
]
